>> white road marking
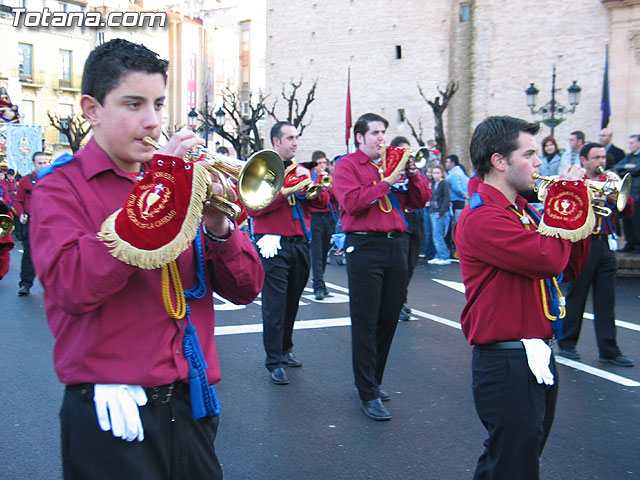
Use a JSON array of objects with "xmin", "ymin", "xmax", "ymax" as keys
[{"xmin": 215, "ymin": 279, "xmax": 640, "ymax": 387}]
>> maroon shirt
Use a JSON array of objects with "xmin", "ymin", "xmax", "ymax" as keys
[
  {"xmin": 248, "ymin": 162, "xmax": 330, "ymax": 236},
  {"xmin": 14, "ymin": 171, "xmax": 37, "ymax": 216},
  {"xmin": 30, "ymin": 138, "xmax": 264, "ymax": 387},
  {"xmin": 332, "ymin": 149, "xmax": 430, "ymax": 232},
  {"xmin": 454, "ymin": 182, "xmax": 590, "ymax": 345}
]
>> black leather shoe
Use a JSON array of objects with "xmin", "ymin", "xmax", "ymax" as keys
[
  {"xmin": 285, "ymin": 352, "xmax": 302, "ymax": 368},
  {"xmin": 18, "ymin": 285, "xmax": 30, "ymax": 296},
  {"xmin": 322, "ymin": 288, "xmax": 333, "ymax": 297},
  {"xmin": 270, "ymin": 367, "xmax": 289, "ymax": 385},
  {"xmin": 599, "ymin": 355, "xmax": 634, "ymax": 367},
  {"xmin": 378, "ymin": 389, "xmax": 390, "ymax": 402},
  {"xmin": 362, "ymin": 398, "xmax": 391, "ymax": 421},
  {"xmin": 402, "ymin": 304, "xmax": 411, "ymax": 315},
  {"xmin": 558, "ymin": 347, "xmax": 581, "ymax": 360},
  {"xmin": 314, "ymin": 290, "xmax": 325, "ymax": 300}
]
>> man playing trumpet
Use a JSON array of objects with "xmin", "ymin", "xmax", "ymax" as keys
[
  {"xmin": 454, "ymin": 116, "xmax": 592, "ymax": 480},
  {"xmin": 333, "ymin": 113, "xmax": 430, "ymax": 421},
  {"xmin": 557, "ymin": 143, "xmax": 635, "ymax": 367},
  {"xmin": 247, "ymin": 122, "xmax": 329, "ymax": 385},
  {"xmin": 29, "ymin": 39, "xmax": 264, "ymax": 480}
]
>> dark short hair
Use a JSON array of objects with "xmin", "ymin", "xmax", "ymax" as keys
[
  {"xmin": 630, "ymin": 134, "xmax": 640, "ymax": 142},
  {"xmin": 446, "ymin": 154, "xmax": 460, "ymax": 166},
  {"xmin": 390, "ymin": 136, "xmax": 410, "ymax": 147},
  {"xmin": 216, "ymin": 146, "xmax": 229, "ymax": 155},
  {"xmin": 32, "ymin": 151, "xmax": 47, "ymax": 162},
  {"xmin": 353, "ymin": 113, "xmax": 388, "ymax": 147},
  {"xmin": 571, "ymin": 130, "xmax": 585, "ymax": 143},
  {"xmin": 580, "ymin": 142, "xmax": 603, "ymax": 160},
  {"xmin": 312, "ymin": 150, "xmax": 327, "ymax": 162},
  {"xmin": 469, "ymin": 116, "xmax": 540, "ymax": 179},
  {"xmin": 270, "ymin": 121, "xmax": 295, "ymax": 146},
  {"xmin": 82, "ymin": 39, "xmax": 169, "ymax": 105},
  {"xmin": 7, "ymin": 168, "xmax": 15, "ymax": 175}
]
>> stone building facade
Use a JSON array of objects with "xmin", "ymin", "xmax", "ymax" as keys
[{"xmin": 266, "ymin": 0, "xmax": 640, "ymax": 168}]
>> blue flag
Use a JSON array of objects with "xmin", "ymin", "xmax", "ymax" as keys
[{"xmin": 601, "ymin": 45, "xmax": 611, "ymax": 129}]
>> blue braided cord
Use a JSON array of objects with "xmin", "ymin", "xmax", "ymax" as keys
[
  {"xmin": 291, "ymin": 201, "xmax": 311, "ymax": 242},
  {"xmin": 184, "ymin": 230, "xmax": 207, "ymax": 300},
  {"xmin": 181, "ymin": 305, "xmax": 221, "ymax": 418},
  {"xmin": 328, "ymin": 202, "xmax": 338, "ymax": 222},
  {"xmin": 388, "ymin": 192, "xmax": 409, "ymax": 229}
]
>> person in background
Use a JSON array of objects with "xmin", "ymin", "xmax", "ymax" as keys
[
  {"xmin": 309, "ymin": 150, "xmax": 338, "ymax": 300},
  {"xmin": 15, "ymin": 151, "xmax": 49, "ymax": 296},
  {"xmin": 538, "ymin": 135, "xmax": 562, "ymax": 177},
  {"xmin": 598, "ymin": 128, "xmax": 625, "ymax": 170},
  {"xmin": 615, "ymin": 134, "xmax": 640, "ymax": 253},
  {"xmin": 559, "ymin": 130, "xmax": 585, "ymax": 169},
  {"xmin": 428, "ymin": 164, "xmax": 451, "ymax": 265}
]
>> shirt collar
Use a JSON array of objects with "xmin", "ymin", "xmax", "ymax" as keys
[
  {"xmin": 78, "ymin": 138, "xmax": 141, "ymax": 183},
  {"xmin": 477, "ymin": 182, "xmax": 528, "ymax": 212}
]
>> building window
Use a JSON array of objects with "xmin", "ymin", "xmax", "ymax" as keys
[
  {"xmin": 460, "ymin": 3, "xmax": 470, "ymax": 22},
  {"xmin": 59, "ymin": 49, "xmax": 72, "ymax": 82},
  {"xmin": 398, "ymin": 108, "xmax": 405, "ymax": 122},
  {"xmin": 18, "ymin": 43, "xmax": 33, "ymax": 80},
  {"xmin": 21, "ymin": 99, "xmax": 35, "ymax": 125},
  {"xmin": 395, "ymin": 45, "xmax": 402, "ymax": 59}
]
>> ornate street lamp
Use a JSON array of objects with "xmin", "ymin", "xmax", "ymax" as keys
[
  {"xmin": 525, "ymin": 65, "xmax": 581, "ymax": 136},
  {"xmin": 215, "ymin": 107, "xmax": 225, "ymax": 130},
  {"xmin": 187, "ymin": 107, "xmax": 197, "ymax": 132}
]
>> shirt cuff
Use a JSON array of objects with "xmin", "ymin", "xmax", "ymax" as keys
[{"xmin": 203, "ymin": 218, "xmax": 235, "ymax": 243}]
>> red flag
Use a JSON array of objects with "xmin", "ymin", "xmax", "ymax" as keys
[{"xmin": 345, "ymin": 68, "xmax": 352, "ymax": 150}]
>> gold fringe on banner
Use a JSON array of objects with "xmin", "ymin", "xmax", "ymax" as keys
[{"xmin": 98, "ymin": 164, "xmax": 212, "ymax": 270}]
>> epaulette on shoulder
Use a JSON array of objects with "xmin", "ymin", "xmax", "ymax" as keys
[
  {"xmin": 38, "ymin": 153, "xmax": 74, "ymax": 179},
  {"xmin": 469, "ymin": 192, "xmax": 483, "ymax": 210}
]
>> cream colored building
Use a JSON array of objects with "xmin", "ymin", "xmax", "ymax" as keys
[{"xmin": 265, "ymin": 0, "xmax": 640, "ymax": 167}]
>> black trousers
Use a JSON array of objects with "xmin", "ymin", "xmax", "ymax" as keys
[
  {"xmin": 259, "ymin": 237, "xmax": 311, "ymax": 370},
  {"xmin": 20, "ymin": 222, "xmax": 35, "ymax": 288},
  {"xmin": 558, "ymin": 236, "xmax": 621, "ymax": 358},
  {"xmin": 345, "ymin": 232, "xmax": 409, "ymax": 402},
  {"xmin": 310, "ymin": 212, "xmax": 336, "ymax": 292},
  {"xmin": 472, "ymin": 347, "xmax": 558, "ymax": 480},
  {"xmin": 404, "ymin": 211, "xmax": 424, "ymax": 304},
  {"xmin": 61, "ymin": 383, "xmax": 222, "ymax": 480}
]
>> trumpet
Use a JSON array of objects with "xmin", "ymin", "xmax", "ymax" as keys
[
  {"xmin": 533, "ymin": 167, "xmax": 631, "ymax": 217},
  {"xmin": 143, "ymin": 137, "xmax": 285, "ymax": 220},
  {"xmin": 320, "ymin": 173, "xmax": 332, "ymax": 188},
  {"xmin": 281, "ymin": 163, "xmax": 322, "ymax": 199},
  {"xmin": 0, "ymin": 201, "xmax": 13, "ymax": 239},
  {"xmin": 410, "ymin": 147, "xmax": 431, "ymax": 170}
]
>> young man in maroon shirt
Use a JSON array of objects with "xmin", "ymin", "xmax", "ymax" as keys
[
  {"xmin": 333, "ymin": 113, "xmax": 429, "ymax": 421},
  {"xmin": 30, "ymin": 39, "xmax": 264, "ymax": 480},
  {"xmin": 455, "ymin": 116, "xmax": 591, "ymax": 479}
]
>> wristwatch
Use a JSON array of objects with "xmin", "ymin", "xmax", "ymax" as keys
[{"xmin": 203, "ymin": 217, "xmax": 235, "ymax": 243}]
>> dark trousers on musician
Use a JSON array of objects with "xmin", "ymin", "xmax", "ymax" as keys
[
  {"xmin": 558, "ymin": 236, "xmax": 621, "ymax": 358},
  {"xmin": 20, "ymin": 222, "xmax": 35, "ymax": 289},
  {"xmin": 472, "ymin": 346, "xmax": 558, "ymax": 480},
  {"xmin": 310, "ymin": 212, "xmax": 336, "ymax": 293},
  {"xmin": 345, "ymin": 232, "xmax": 408, "ymax": 402},
  {"xmin": 259, "ymin": 236, "xmax": 311, "ymax": 370},
  {"xmin": 61, "ymin": 383, "xmax": 222, "ymax": 480},
  {"xmin": 403, "ymin": 210, "xmax": 424, "ymax": 304}
]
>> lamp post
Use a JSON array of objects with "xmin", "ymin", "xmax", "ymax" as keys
[
  {"xmin": 187, "ymin": 107, "xmax": 197, "ymax": 132},
  {"xmin": 525, "ymin": 65, "xmax": 581, "ymax": 136}
]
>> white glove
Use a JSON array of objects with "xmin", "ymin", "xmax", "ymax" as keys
[
  {"xmin": 256, "ymin": 234, "xmax": 282, "ymax": 259},
  {"xmin": 520, "ymin": 339, "xmax": 554, "ymax": 386},
  {"xmin": 94, "ymin": 384, "xmax": 148, "ymax": 442}
]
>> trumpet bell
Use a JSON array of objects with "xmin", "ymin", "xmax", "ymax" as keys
[
  {"xmin": 0, "ymin": 214, "xmax": 14, "ymax": 238},
  {"xmin": 588, "ymin": 172, "xmax": 631, "ymax": 213},
  {"xmin": 236, "ymin": 150, "xmax": 286, "ymax": 210},
  {"xmin": 411, "ymin": 147, "xmax": 431, "ymax": 170}
]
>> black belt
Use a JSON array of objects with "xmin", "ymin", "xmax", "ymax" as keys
[
  {"xmin": 351, "ymin": 230, "xmax": 406, "ymax": 239},
  {"xmin": 475, "ymin": 340, "xmax": 552, "ymax": 350},
  {"xmin": 67, "ymin": 381, "xmax": 189, "ymax": 405},
  {"xmin": 280, "ymin": 235, "xmax": 307, "ymax": 243}
]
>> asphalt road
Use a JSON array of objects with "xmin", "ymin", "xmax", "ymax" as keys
[{"xmin": 1, "ymin": 243, "xmax": 639, "ymax": 480}]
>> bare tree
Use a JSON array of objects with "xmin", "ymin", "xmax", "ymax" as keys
[
  {"xmin": 265, "ymin": 78, "xmax": 318, "ymax": 136},
  {"xmin": 47, "ymin": 112, "xmax": 91, "ymax": 153},
  {"xmin": 162, "ymin": 123, "xmax": 186, "ymax": 142},
  {"xmin": 405, "ymin": 118, "xmax": 426, "ymax": 148},
  {"xmin": 416, "ymin": 81, "xmax": 458, "ymax": 161},
  {"xmin": 198, "ymin": 87, "xmax": 268, "ymax": 159}
]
